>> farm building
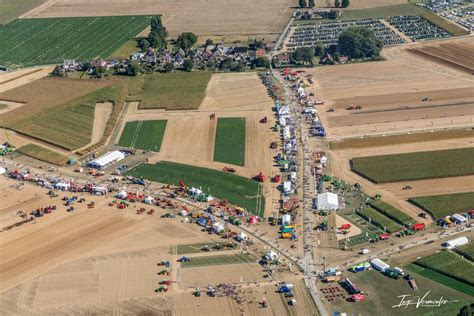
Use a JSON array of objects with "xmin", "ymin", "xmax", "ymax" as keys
[
  {"xmin": 370, "ymin": 258, "xmax": 390, "ymax": 272},
  {"xmin": 316, "ymin": 192, "xmax": 339, "ymax": 210},
  {"xmin": 442, "ymin": 236, "xmax": 469, "ymax": 250},
  {"xmin": 87, "ymin": 151, "xmax": 126, "ymax": 169}
]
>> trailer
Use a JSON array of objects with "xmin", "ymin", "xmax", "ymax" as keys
[
  {"xmin": 370, "ymin": 258, "xmax": 390, "ymax": 272},
  {"xmin": 412, "ymin": 223, "xmax": 425, "ymax": 231},
  {"xmin": 350, "ymin": 262, "xmax": 371, "ymax": 273}
]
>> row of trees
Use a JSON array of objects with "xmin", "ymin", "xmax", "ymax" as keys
[
  {"xmin": 335, "ymin": 0, "xmax": 350, "ymax": 8},
  {"xmin": 139, "ymin": 16, "xmax": 168, "ymax": 51},
  {"xmin": 299, "ymin": 0, "xmax": 315, "ymax": 8}
]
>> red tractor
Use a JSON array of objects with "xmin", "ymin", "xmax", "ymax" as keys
[
  {"xmin": 260, "ymin": 117, "xmax": 268, "ymax": 123},
  {"xmin": 255, "ymin": 172, "xmax": 267, "ymax": 182}
]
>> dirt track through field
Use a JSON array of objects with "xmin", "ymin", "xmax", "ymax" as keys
[
  {"xmin": 74, "ymin": 102, "xmax": 113, "ymax": 153},
  {"xmin": 23, "ymin": 0, "xmax": 294, "ymax": 37}
]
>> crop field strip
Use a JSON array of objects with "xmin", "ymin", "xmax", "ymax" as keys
[
  {"xmin": 125, "ymin": 161, "xmax": 264, "ymax": 216},
  {"xmin": 414, "ymin": 250, "xmax": 474, "ymax": 288},
  {"xmin": 0, "ymin": 0, "xmax": 46, "ymax": 25},
  {"xmin": 180, "ymin": 254, "xmax": 255, "ymax": 268},
  {"xmin": 132, "ymin": 72, "xmax": 211, "ymax": 110},
  {"xmin": 16, "ymin": 143, "xmax": 69, "ymax": 165},
  {"xmin": 213, "ymin": 118, "xmax": 246, "ymax": 166},
  {"xmin": 408, "ymin": 192, "xmax": 474, "ymax": 219},
  {"xmin": 118, "ymin": 120, "xmax": 167, "ymax": 152},
  {"xmin": 357, "ymin": 206, "xmax": 402, "ymax": 233},
  {"xmin": 0, "ymin": 16, "xmax": 150, "ymax": 67},
  {"xmin": 454, "ymin": 243, "xmax": 474, "ymax": 262},
  {"xmin": 368, "ymin": 200, "xmax": 415, "ymax": 226},
  {"xmin": 351, "ymin": 147, "xmax": 474, "ymax": 183}
]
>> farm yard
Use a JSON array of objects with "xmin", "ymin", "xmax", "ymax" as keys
[
  {"xmin": 125, "ymin": 161, "xmax": 265, "ymax": 215},
  {"xmin": 132, "ymin": 72, "xmax": 212, "ymax": 110},
  {"xmin": 118, "ymin": 120, "xmax": 167, "ymax": 151},
  {"xmin": 213, "ymin": 118, "xmax": 246, "ymax": 166},
  {"xmin": 408, "ymin": 192, "xmax": 474, "ymax": 219},
  {"xmin": 350, "ymin": 147, "xmax": 474, "ymax": 183},
  {"xmin": 15, "ymin": 143, "xmax": 69, "ymax": 165},
  {"xmin": 21, "ymin": 0, "xmax": 295, "ymax": 38},
  {"xmin": 0, "ymin": 16, "xmax": 150, "ymax": 68}
]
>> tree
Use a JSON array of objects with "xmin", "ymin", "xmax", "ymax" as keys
[
  {"xmin": 139, "ymin": 39, "xmax": 150, "ymax": 52},
  {"xmin": 299, "ymin": 0, "xmax": 307, "ymax": 8},
  {"xmin": 176, "ymin": 32, "xmax": 198, "ymax": 51},
  {"xmin": 328, "ymin": 11, "xmax": 338, "ymax": 19},
  {"xmin": 148, "ymin": 31, "xmax": 164, "ymax": 49},
  {"xmin": 220, "ymin": 58, "xmax": 234, "ymax": 70},
  {"xmin": 164, "ymin": 62, "xmax": 174, "ymax": 73},
  {"xmin": 183, "ymin": 59, "xmax": 194, "ymax": 72},
  {"xmin": 292, "ymin": 47, "xmax": 314, "ymax": 63},
  {"xmin": 338, "ymin": 26, "xmax": 383, "ymax": 59},
  {"xmin": 342, "ymin": 0, "xmax": 350, "ymax": 7},
  {"xmin": 335, "ymin": 0, "xmax": 340, "ymax": 7},
  {"xmin": 255, "ymin": 56, "xmax": 270, "ymax": 68},
  {"xmin": 205, "ymin": 39, "xmax": 214, "ymax": 46},
  {"xmin": 148, "ymin": 16, "xmax": 167, "ymax": 49},
  {"xmin": 314, "ymin": 44, "xmax": 325, "ymax": 57},
  {"xmin": 308, "ymin": 0, "xmax": 315, "ymax": 8},
  {"xmin": 51, "ymin": 65, "xmax": 66, "ymax": 77},
  {"xmin": 126, "ymin": 61, "xmax": 142, "ymax": 76},
  {"xmin": 254, "ymin": 39, "xmax": 264, "ymax": 49}
]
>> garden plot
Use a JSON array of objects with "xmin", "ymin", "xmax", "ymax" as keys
[{"xmin": 0, "ymin": 16, "xmax": 150, "ymax": 68}]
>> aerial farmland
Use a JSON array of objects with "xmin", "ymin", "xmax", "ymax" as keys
[{"xmin": 1, "ymin": 0, "xmax": 474, "ymax": 315}]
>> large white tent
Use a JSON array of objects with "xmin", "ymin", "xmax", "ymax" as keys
[
  {"xmin": 87, "ymin": 151, "xmax": 125, "ymax": 169},
  {"xmin": 317, "ymin": 192, "xmax": 339, "ymax": 210}
]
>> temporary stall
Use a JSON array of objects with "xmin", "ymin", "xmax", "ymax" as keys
[
  {"xmin": 92, "ymin": 186, "xmax": 107, "ymax": 195},
  {"xmin": 87, "ymin": 151, "xmax": 125, "ymax": 169},
  {"xmin": 266, "ymin": 251, "xmax": 279, "ymax": 260},
  {"xmin": 237, "ymin": 232, "xmax": 247, "ymax": 241},
  {"xmin": 249, "ymin": 216, "xmax": 258, "ymax": 224},
  {"xmin": 144, "ymin": 196, "xmax": 155, "ymax": 204},
  {"xmin": 55, "ymin": 182, "xmax": 70, "ymax": 191},
  {"xmin": 442, "ymin": 236, "xmax": 469, "ymax": 249},
  {"xmin": 451, "ymin": 214, "xmax": 467, "ymax": 224},
  {"xmin": 317, "ymin": 192, "xmax": 339, "ymax": 210},
  {"xmin": 283, "ymin": 181, "xmax": 292, "ymax": 195},
  {"xmin": 0, "ymin": 167, "xmax": 6, "ymax": 175},
  {"xmin": 370, "ymin": 258, "xmax": 390, "ymax": 272},
  {"xmin": 213, "ymin": 222, "xmax": 225, "ymax": 233},
  {"xmin": 282, "ymin": 214, "xmax": 292, "ymax": 226},
  {"xmin": 188, "ymin": 187, "xmax": 202, "ymax": 196},
  {"xmin": 116, "ymin": 190, "xmax": 128, "ymax": 199},
  {"xmin": 320, "ymin": 156, "xmax": 328, "ymax": 164}
]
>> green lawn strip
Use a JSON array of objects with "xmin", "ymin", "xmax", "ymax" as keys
[
  {"xmin": 107, "ymin": 38, "xmax": 140, "ymax": 59},
  {"xmin": 12, "ymin": 84, "xmax": 121, "ymax": 150},
  {"xmin": 454, "ymin": 243, "xmax": 474, "ymax": 262},
  {"xmin": 125, "ymin": 161, "xmax": 264, "ymax": 216},
  {"xmin": 175, "ymin": 242, "xmax": 233, "ymax": 255},
  {"xmin": 133, "ymin": 72, "xmax": 211, "ymax": 110},
  {"xmin": 181, "ymin": 254, "xmax": 256, "ymax": 268},
  {"xmin": 357, "ymin": 206, "xmax": 402, "ymax": 233},
  {"xmin": 214, "ymin": 117, "xmax": 245, "ymax": 166},
  {"xmin": 405, "ymin": 263, "xmax": 474, "ymax": 296},
  {"xmin": 118, "ymin": 120, "xmax": 167, "ymax": 151},
  {"xmin": 0, "ymin": 16, "xmax": 150, "ymax": 68},
  {"xmin": 351, "ymin": 147, "xmax": 474, "ymax": 183},
  {"xmin": 408, "ymin": 192, "xmax": 474, "ymax": 219},
  {"xmin": 16, "ymin": 143, "xmax": 69, "ymax": 165},
  {"xmin": 414, "ymin": 251, "xmax": 474, "ymax": 286},
  {"xmin": 368, "ymin": 200, "xmax": 416, "ymax": 226}
]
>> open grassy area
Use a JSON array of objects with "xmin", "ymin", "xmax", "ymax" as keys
[
  {"xmin": 351, "ymin": 147, "xmax": 474, "ymax": 183},
  {"xmin": 125, "ymin": 161, "xmax": 264, "ymax": 216},
  {"xmin": 328, "ymin": 268, "xmax": 473, "ymax": 315},
  {"xmin": 0, "ymin": 16, "xmax": 150, "ymax": 68},
  {"xmin": 408, "ymin": 192, "xmax": 474, "ymax": 219},
  {"xmin": 171, "ymin": 242, "xmax": 234, "ymax": 255},
  {"xmin": 118, "ymin": 120, "xmax": 167, "ymax": 152},
  {"xmin": 180, "ymin": 254, "xmax": 255, "ymax": 268},
  {"xmin": 107, "ymin": 38, "xmax": 140, "ymax": 60},
  {"xmin": 214, "ymin": 118, "xmax": 246, "ymax": 166},
  {"xmin": 16, "ymin": 144, "xmax": 69, "ymax": 165},
  {"xmin": 415, "ymin": 251, "xmax": 474, "ymax": 287},
  {"xmin": 454, "ymin": 243, "xmax": 474, "ymax": 262},
  {"xmin": 368, "ymin": 200, "xmax": 415, "ymax": 226},
  {"xmin": 357, "ymin": 206, "xmax": 402, "ymax": 233},
  {"xmin": 132, "ymin": 72, "xmax": 211, "ymax": 110},
  {"xmin": 11, "ymin": 84, "xmax": 123, "ymax": 150},
  {"xmin": 329, "ymin": 129, "xmax": 474, "ymax": 150},
  {"xmin": 0, "ymin": 103, "xmax": 7, "ymax": 110},
  {"xmin": 0, "ymin": 0, "xmax": 45, "ymax": 25}
]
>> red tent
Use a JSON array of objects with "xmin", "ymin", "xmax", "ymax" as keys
[{"xmin": 249, "ymin": 216, "xmax": 258, "ymax": 224}]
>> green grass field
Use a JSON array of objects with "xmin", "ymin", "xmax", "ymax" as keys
[
  {"xmin": 0, "ymin": 0, "xmax": 45, "ymax": 25},
  {"xmin": 125, "ymin": 161, "xmax": 264, "ymax": 216},
  {"xmin": 408, "ymin": 192, "xmax": 474, "ymax": 219},
  {"xmin": 132, "ymin": 72, "xmax": 212, "ymax": 110},
  {"xmin": 180, "ymin": 254, "xmax": 255, "ymax": 268},
  {"xmin": 368, "ymin": 200, "xmax": 415, "ymax": 226},
  {"xmin": 454, "ymin": 243, "xmax": 474, "ymax": 262},
  {"xmin": 12, "ymin": 84, "xmax": 122, "ymax": 150},
  {"xmin": 351, "ymin": 148, "xmax": 474, "ymax": 183},
  {"xmin": 415, "ymin": 251, "xmax": 474, "ymax": 287},
  {"xmin": 108, "ymin": 38, "xmax": 140, "ymax": 59},
  {"xmin": 16, "ymin": 144, "xmax": 69, "ymax": 165},
  {"xmin": 118, "ymin": 120, "xmax": 167, "ymax": 152},
  {"xmin": 358, "ymin": 206, "xmax": 402, "ymax": 233},
  {"xmin": 0, "ymin": 16, "xmax": 150, "ymax": 68},
  {"xmin": 214, "ymin": 118, "xmax": 246, "ymax": 166}
]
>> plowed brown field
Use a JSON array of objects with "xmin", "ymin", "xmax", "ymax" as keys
[{"xmin": 410, "ymin": 41, "xmax": 474, "ymax": 73}]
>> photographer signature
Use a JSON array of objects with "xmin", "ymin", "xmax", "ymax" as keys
[{"xmin": 392, "ymin": 291, "xmax": 459, "ymax": 309}]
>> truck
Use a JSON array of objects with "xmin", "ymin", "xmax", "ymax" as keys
[
  {"xmin": 412, "ymin": 223, "xmax": 425, "ymax": 231},
  {"xmin": 350, "ymin": 262, "xmax": 371, "ymax": 273},
  {"xmin": 323, "ymin": 275, "xmax": 341, "ymax": 283}
]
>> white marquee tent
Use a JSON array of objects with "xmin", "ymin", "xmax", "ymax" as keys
[{"xmin": 317, "ymin": 192, "xmax": 339, "ymax": 210}]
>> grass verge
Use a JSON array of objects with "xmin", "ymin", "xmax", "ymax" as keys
[
  {"xmin": 408, "ymin": 192, "xmax": 474, "ymax": 219},
  {"xmin": 125, "ymin": 161, "xmax": 264, "ymax": 216},
  {"xmin": 214, "ymin": 117, "xmax": 245, "ymax": 166},
  {"xmin": 181, "ymin": 254, "xmax": 255, "ymax": 268},
  {"xmin": 16, "ymin": 144, "xmax": 69, "ymax": 165}
]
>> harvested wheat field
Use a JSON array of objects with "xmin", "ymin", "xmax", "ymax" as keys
[
  {"xmin": 23, "ymin": 0, "xmax": 294, "ymax": 37},
  {"xmin": 410, "ymin": 41, "xmax": 474, "ymax": 74},
  {"xmin": 0, "ymin": 66, "xmax": 54, "ymax": 93},
  {"xmin": 315, "ymin": 0, "xmax": 407, "ymax": 9},
  {"xmin": 310, "ymin": 47, "xmax": 474, "ymax": 139}
]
